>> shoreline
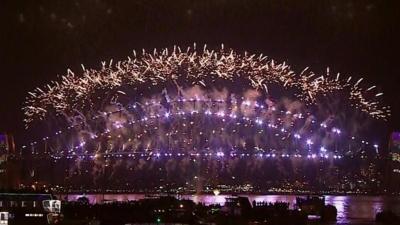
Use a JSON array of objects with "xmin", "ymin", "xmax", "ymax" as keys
[{"xmin": 53, "ymin": 191, "xmax": 400, "ymax": 197}]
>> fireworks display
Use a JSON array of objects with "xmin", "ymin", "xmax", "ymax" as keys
[
  {"xmin": 24, "ymin": 43, "xmax": 390, "ymax": 125},
  {"xmin": 21, "ymin": 44, "xmax": 388, "ymax": 190}
]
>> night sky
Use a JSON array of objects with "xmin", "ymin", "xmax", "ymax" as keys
[{"xmin": 1, "ymin": 0, "xmax": 399, "ymax": 145}]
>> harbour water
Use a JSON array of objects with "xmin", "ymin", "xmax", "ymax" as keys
[{"xmin": 59, "ymin": 194, "xmax": 400, "ymax": 224}]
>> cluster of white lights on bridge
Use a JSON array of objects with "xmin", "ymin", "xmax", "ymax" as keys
[{"xmin": 50, "ymin": 151, "xmax": 344, "ymax": 161}]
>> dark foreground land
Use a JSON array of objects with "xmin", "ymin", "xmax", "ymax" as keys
[{"xmin": 57, "ymin": 196, "xmax": 337, "ymax": 225}]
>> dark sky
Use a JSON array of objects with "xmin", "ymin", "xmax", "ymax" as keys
[{"xmin": 1, "ymin": 0, "xmax": 399, "ymax": 144}]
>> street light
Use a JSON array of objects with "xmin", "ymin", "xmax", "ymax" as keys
[{"xmin": 373, "ymin": 144, "xmax": 379, "ymax": 154}]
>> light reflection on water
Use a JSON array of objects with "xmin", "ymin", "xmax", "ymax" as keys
[
  {"xmin": 60, "ymin": 194, "xmax": 400, "ymax": 224},
  {"xmin": 325, "ymin": 195, "xmax": 400, "ymax": 224}
]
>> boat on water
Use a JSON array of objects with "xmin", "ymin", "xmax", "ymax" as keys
[
  {"xmin": 296, "ymin": 195, "xmax": 336, "ymax": 221},
  {"xmin": 296, "ymin": 195, "xmax": 325, "ymax": 215},
  {"xmin": 0, "ymin": 192, "xmax": 62, "ymax": 225}
]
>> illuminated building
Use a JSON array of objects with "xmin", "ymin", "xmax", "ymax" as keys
[
  {"xmin": 387, "ymin": 132, "xmax": 400, "ymax": 193},
  {"xmin": 0, "ymin": 133, "xmax": 16, "ymax": 189},
  {"xmin": 0, "ymin": 193, "xmax": 61, "ymax": 224}
]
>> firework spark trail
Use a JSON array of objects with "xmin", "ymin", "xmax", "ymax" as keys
[{"xmin": 23, "ymin": 44, "xmax": 389, "ymax": 126}]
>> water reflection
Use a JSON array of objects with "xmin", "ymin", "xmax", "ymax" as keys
[
  {"xmin": 59, "ymin": 194, "xmax": 400, "ymax": 224},
  {"xmin": 325, "ymin": 195, "xmax": 400, "ymax": 224}
]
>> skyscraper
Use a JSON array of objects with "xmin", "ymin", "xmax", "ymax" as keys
[
  {"xmin": 0, "ymin": 133, "xmax": 16, "ymax": 189},
  {"xmin": 387, "ymin": 132, "xmax": 400, "ymax": 193}
]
